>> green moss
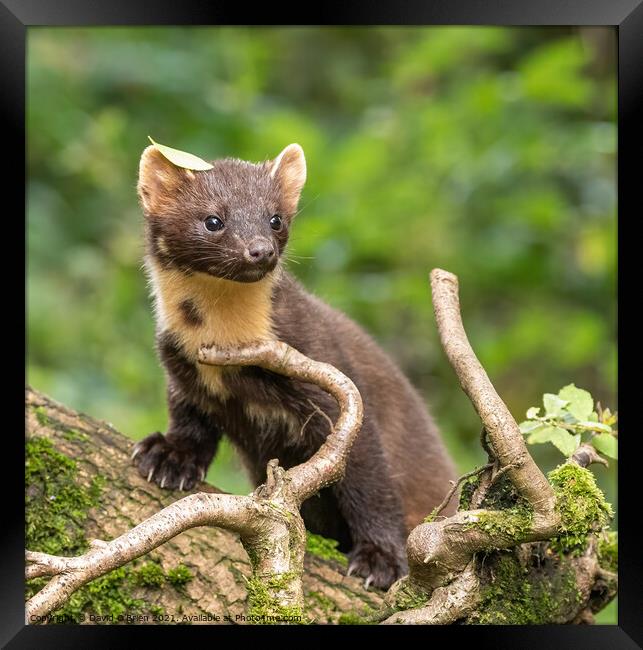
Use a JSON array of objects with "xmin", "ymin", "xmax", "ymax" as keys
[
  {"xmin": 306, "ymin": 592, "xmax": 377, "ymax": 624},
  {"xmin": 31, "ymin": 402, "xmax": 89, "ymax": 443},
  {"xmin": 459, "ymin": 474, "xmax": 482, "ymax": 510},
  {"xmin": 133, "ymin": 562, "xmax": 166, "ymax": 588},
  {"xmin": 307, "ymin": 590, "xmax": 336, "ymax": 612},
  {"xmin": 75, "ymin": 567, "xmax": 145, "ymax": 621},
  {"xmin": 34, "ymin": 406, "xmax": 54, "ymax": 427},
  {"xmin": 167, "ymin": 564, "xmax": 193, "ymax": 587},
  {"xmin": 28, "ymin": 566, "xmax": 147, "ymax": 624},
  {"xmin": 62, "ymin": 428, "xmax": 90, "ymax": 443},
  {"xmin": 245, "ymin": 545, "xmax": 260, "ymax": 568},
  {"xmin": 459, "ymin": 474, "xmax": 533, "ymax": 546},
  {"xmin": 25, "ymin": 436, "xmax": 153, "ymax": 624},
  {"xmin": 337, "ymin": 612, "xmax": 365, "ymax": 624},
  {"xmin": 480, "ymin": 474, "xmax": 522, "ymax": 511},
  {"xmin": 597, "ymin": 531, "xmax": 618, "ymax": 573},
  {"xmin": 473, "ymin": 503, "xmax": 533, "ymax": 542},
  {"xmin": 391, "ymin": 577, "xmax": 429, "ymax": 611},
  {"xmin": 25, "ymin": 436, "xmax": 104, "ymax": 557},
  {"xmin": 245, "ymin": 572, "xmax": 308, "ymax": 624},
  {"xmin": 150, "ymin": 604, "xmax": 166, "ymax": 617},
  {"xmin": 549, "ymin": 463, "xmax": 613, "ymax": 555},
  {"xmin": 305, "ymin": 532, "xmax": 347, "ymax": 567},
  {"xmin": 471, "ymin": 551, "xmax": 581, "ymax": 625},
  {"xmin": 337, "ymin": 609, "xmax": 377, "ymax": 625}
]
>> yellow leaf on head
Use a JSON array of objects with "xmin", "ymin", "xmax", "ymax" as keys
[{"xmin": 147, "ymin": 136, "xmax": 214, "ymax": 171}]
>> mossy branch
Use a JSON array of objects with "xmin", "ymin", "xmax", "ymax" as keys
[
  {"xmin": 384, "ymin": 270, "xmax": 614, "ymax": 624},
  {"xmin": 26, "ymin": 492, "xmax": 258, "ymax": 619},
  {"xmin": 26, "ymin": 341, "xmax": 364, "ymax": 624}
]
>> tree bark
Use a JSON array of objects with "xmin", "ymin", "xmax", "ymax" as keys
[{"xmin": 25, "ymin": 388, "xmax": 383, "ymax": 625}]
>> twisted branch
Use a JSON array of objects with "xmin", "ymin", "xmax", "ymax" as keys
[
  {"xmin": 383, "ymin": 562, "xmax": 480, "ymax": 625},
  {"xmin": 427, "ymin": 463, "xmax": 494, "ymax": 521},
  {"xmin": 26, "ymin": 493, "xmax": 258, "ymax": 620},
  {"xmin": 389, "ymin": 270, "xmax": 564, "ymax": 622},
  {"xmin": 198, "ymin": 340, "xmax": 363, "ymax": 505},
  {"xmin": 26, "ymin": 340, "xmax": 364, "ymax": 623},
  {"xmin": 429, "ymin": 269, "xmax": 556, "ymax": 522}
]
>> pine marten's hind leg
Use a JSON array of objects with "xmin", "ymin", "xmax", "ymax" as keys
[
  {"xmin": 332, "ymin": 421, "xmax": 409, "ymax": 590},
  {"xmin": 132, "ymin": 397, "xmax": 221, "ymax": 491}
]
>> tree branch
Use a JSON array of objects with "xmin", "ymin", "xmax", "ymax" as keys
[
  {"xmin": 571, "ymin": 443, "xmax": 609, "ymax": 468},
  {"xmin": 198, "ymin": 340, "xmax": 364, "ymax": 505},
  {"xmin": 382, "ymin": 562, "xmax": 480, "ymax": 625},
  {"xmin": 397, "ymin": 270, "xmax": 563, "ymax": 603},
  {"xmin": 27, "ymin": 340, "xmax": 364, "ymax": 623},
  {"xmin": 429, "ymin": 269, "xmax": 556, "ymax": 522},
  {"xmin": 428, "ymin": 463, "xmax": 494, "ymax": 520},
  {"xmin": 26, "ymin": 493, "xmax": 258, "ymax": 620}
]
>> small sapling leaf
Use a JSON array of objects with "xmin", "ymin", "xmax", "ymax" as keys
[
  {"xmin": 519, "ymin": 420, "xmax": 543, "ymax": 434},
  {"xmin": 558, "ymin": 383, "xmax": 594, "ymax": 421},
  {"xmin": 592, "ymin": 433, "xmax": 618, "ymax": 459},
  {"xmin": 528, "ymin": 426, "xmax": 579, "ymax": 457},
  {"xmin": 543, "ymin": 394, "xmax": 569, "ymax": 418},
  {"xmin": 526, "ymin": 406, "xmax": 540, "ymax": 419}
]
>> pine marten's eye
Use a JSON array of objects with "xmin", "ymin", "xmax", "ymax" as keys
[
  {"xmin": 270, "ymin": 215, "xmax": 283, "ymax": 232},
  {"xmin": 204, "ymin": 215, "xmax": 224, "ymax": 232}
]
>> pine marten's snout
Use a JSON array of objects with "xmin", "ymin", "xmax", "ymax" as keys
[
  {"xmin": 243, "ymin": 237, "xmax": 276, "ymax": 267},
  {"xmin": 233, "ymin": 236, "xmax": 278, "ymax": 282}
]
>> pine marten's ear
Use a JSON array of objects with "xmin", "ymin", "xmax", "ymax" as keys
[
  {"xmin": 138, "ymin": 145, "xmax": 192, "ymax": 214},
  {"xmin": 270, "ymin": 143, "xmax": 306, "ymax": 215}
]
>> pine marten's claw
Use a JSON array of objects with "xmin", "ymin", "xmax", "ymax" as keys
[
  {"xmin": 347, "ymin": 542, "xmax": 407, "ymax": 590},
  {"xmin": 131, "ymin": 431, "xmax": 210, "ymax": 492},
  {"xmin": 131, "ymin": 443, "xmax": 142, "ymax": 461}
]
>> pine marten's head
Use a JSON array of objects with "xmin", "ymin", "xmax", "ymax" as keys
[{"xmin": 138, "ymin": 143, "xmax": 306, "ymax": 283}]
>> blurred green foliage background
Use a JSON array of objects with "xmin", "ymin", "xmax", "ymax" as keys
[{"xmin": 27, "ymin": 26, "xmax": 616, "ymax": 619}]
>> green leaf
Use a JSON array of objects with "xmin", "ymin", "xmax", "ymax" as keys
[
  {"xmin": 577, "ymin": 421, "xmax": 612, "ymax": 433},
  {"xmin": 528, "ymin": 426, "xmax": 579, "ymax": 457},
  {"xmin": 558, "ymin": 383, "xmax": 593, "ymax": 421},
  {"xmin": 519, "ymin": 420, "xmax": 544, "ymax": 434},
  {"xmin": 587, "ymin": 411, "xmax": 599, "ymax": 422},
  {"xmin": 148, "ymin": 136, "xmax": 214, "ymax": 171},
  {"xmin": 527, "ymin": 426, "xmax": 555, "ymax": 444},
  {"xmin": 543, "ymin": 393, "xmax": 568, "ymax": 417},
  {"xmin": 592, "ymin": 433, "xmax": 618, "ymax": 459},
  {"xmin": 526, "ymin": 406, "xmax": 540, "ymax": 419}
]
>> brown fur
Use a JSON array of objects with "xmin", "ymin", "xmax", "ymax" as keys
[{"xmin": 133, "ymin": 143, "xmax": 457, "ymax": 588}]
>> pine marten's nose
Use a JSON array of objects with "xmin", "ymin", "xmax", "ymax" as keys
[{"xmin": 244, "ymin": 238, "xmax": 275, "ymax": 265}]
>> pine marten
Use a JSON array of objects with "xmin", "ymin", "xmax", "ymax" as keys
[{"xmin": 133, "ymin": 142, "xmax": 457, "ymax": 589}]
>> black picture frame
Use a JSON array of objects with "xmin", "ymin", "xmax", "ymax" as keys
[{"xmin": 6, "ymin": 1, "xmax": 641, "ymax": 647}]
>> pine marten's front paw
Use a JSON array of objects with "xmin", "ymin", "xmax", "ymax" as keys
[
  {"xmin": 131, "ymin": 432, "xmax": 207, "ymax": 491},
  {"xmin": 346, "ymin": 541, "xmax": 408, "ymax": 590}
]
